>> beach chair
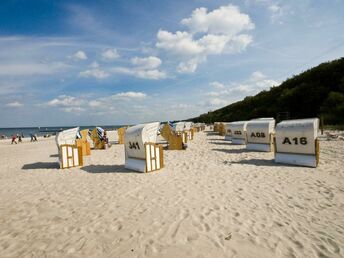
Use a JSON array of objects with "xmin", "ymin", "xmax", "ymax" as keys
[
  {"xmin": 246, "ymin": 119, "xmax": 275, "ymax": 152},
  {"xmin": 184, "ymin": 122, "xmax": 194, "ymax": 140},
  {"xmin": 274, "ymin": 118, "xmax": 320, "ymax": 167},
  {"xmin": 230, "ymin": 121, "xmax": 248, "ymax": 145},
  {"xmin": 90, "ymin": 127, "xmax": 106, "ymax": 149},
  {"xmin": 218, "ymin": 122, "xmax": 226, "ymax": 136},
  {"xmin": 124, "ymin": 122, "xmax": 164, "ymax": 173},
  {"xmin": 161, "ymin": 123, "xmax": 185, "ymax": 150},
  {"xmin": 224, "ymin": 123, "xmax": 233, "ymax": 141},
  {"xmin": 76, "ymin": 129, "xmax": 91, "ymax": 156},
  {"xmin": 55, "ymin": 127, "xmax": 83, "ymax": 169},
  {"xmin": 214, "ymin": 122, "xmax": 220, "ymax": 132},
  {"xmin": 174, "ymin": 122, "xmax": 188, "ymax": 144}
]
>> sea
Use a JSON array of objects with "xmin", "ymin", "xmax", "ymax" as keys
[{"xmin": 0, "ymin": 125, "xmax": 123, "ymax": 139}]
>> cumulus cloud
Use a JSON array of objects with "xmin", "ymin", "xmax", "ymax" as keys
[
  {"xmin": 131, "ymin": 56, "xmax": 162, "ymax": 69},
  {"xmin": 101, "ymin": 49, "xmax": 119, "ymax": 60},
  {"xmin": 205, "ymin": 71, "xmax": 279, "ymax": 108},
  {"xmin": 112, "ymin": 67, "xmax": 166, "ymax": 80},
  {"xmin": 177, "ymin": 58, "xmax": 200, "ymax": 73},
  {"xmin": 6, "ymin": 101, "xmax": 23, "ymax": 107},
  {"xmin": 112, "ymin": 56, "xmax": 166, "ymax": 80},
  {"xmin": 46, "ymin": 95, "xmax": 84, "ymax": 107},
  {"xmin": 156, "ymin": 4, "xmax": 255, "ymax": 73},
  {"xmin": 43, "ymin": 91, "xmax": 148, "ymax": 113},
  {"xmin": 181, "ymin": 5, "xmax": 254, "ymax": 35},
  {"xmin": 156, "ymin": 30, "xmax": 203, "ymax": 56},
  {"xmin": 71, "ymin": 50, "xmax": 87, "ymax": 60},
  {"xmin": 79, "ymin": 69, "xmax": 109, "ymax": 79}
]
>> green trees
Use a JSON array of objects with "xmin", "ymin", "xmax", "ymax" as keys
[{"xmin": 191, "ymin": 57, "xmax": 344, "ymax": 125}]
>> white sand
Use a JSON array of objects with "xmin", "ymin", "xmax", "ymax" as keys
[{"xmin": 0, "ymin": 130, "xmax": 343, "ymax": 257}]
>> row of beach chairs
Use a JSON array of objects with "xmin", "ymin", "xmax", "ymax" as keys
[
  {"xmin": 214, "ymin": 118, "xmax": 320, "ymax": 167},
  {"xmin": 55, "ymin": 122, "xmax": 205, "ymax": 172}
]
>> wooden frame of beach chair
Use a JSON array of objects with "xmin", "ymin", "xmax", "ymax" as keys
[
  {"xmin": 117, "ymin": 127, "xmax": 126, "ymax": 144},
  {"xmin": 214, "ymin": 122, "xmax": 219, "ymax": 132},
  {"xmin": 76, "ymin": 129, "xmax": 91, "ymax": 156},
  {"xmin": 218, "ymin": 123, "xmax": 226, "ymax": 136},
  {"xmin": 144, "ymin": 142, "xmax": 164, "ymax": 172},
  {"xmin": 274, "ymin": 118, "xmax": 320, "ymax": 167},
  {"xmin": 59, "ymin": 144, "xmax": 83, "ymax": 169},
  {"xmin": 161, "ymin": 124, "xmax": 185, "ymax": 150}
]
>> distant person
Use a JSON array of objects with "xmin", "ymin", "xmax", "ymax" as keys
[
  {"xmin": 11, "ymin": 135, "xmax": 17, "ymax": 144},
  {"xmin": 18, "ymin": 135, "xmax": 22, "ymax": 143},
  {"xmin": 30, "ymin": 133, "xmax": 37, "ymax": 142}
]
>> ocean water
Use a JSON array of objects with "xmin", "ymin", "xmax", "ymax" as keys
[{"xmin": 0, "ymin": 125, "xmax": 123, "ymax": 139}]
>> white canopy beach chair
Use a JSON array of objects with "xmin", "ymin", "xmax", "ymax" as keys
[
  {"xmin": 124, "ymin": 122, "xmax": 164, "ymax": 173},
  {"xmin": 55, "ymin": 127, "xmax": 83, "ymax": 169},
  {"xmin": 246, "ymin": 119, "xmax": 275, "ymax": 152},
  {"xmin": 274, "ymin": 118, "xmax": 320, "ymax": 167}
]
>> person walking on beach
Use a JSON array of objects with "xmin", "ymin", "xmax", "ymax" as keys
[
  {"xmin": 11, "ymin": 135, "xmax": 17, "ymax": 144},
  {"xmin": 18, "ymin": 134, "xmax": 22, "ymax": 143},
  {"xmin": 30, "ymin": 133, "xmax": 37, "ymax": 142}
]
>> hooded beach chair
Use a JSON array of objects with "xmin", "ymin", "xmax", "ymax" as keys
[
  {"xmin": 124, "ymin": 122, "xmax": 164, "ymax": 173},
  {"xmin": 55, "ymin": 127, "xmax": 83, "ymax": 169},
  {"xmin": 161, "ymin": 123, "xmax": 185, "ymax": 150}
]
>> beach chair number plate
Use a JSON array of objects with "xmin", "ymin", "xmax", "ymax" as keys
[
  {"xmin": 282, "ymin": 137, "xmax": 307, "ymax": 145},
  {"xmin": 129, "ymin": 141, "xmax": 140, "ymax": 150},
  {"xmin": 251, "ymin": 132, "xmax": 266, "ymax": 138},
  {"xmin": 234, "ymin": 131, "xmax": 242, "ymax": 135}
]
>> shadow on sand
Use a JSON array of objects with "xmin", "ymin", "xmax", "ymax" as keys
[
  {"xmin": 225, "ymin": 158, "xmax": 302, "ymax": 168},
  {"xmin": 209, "ymin": 141, "xmax": 233, "ymax": 145},
  {"xmin": 50, "ymin": 154, "xmax": 59, "ymax": 157},
  {"xmin": 22, "ymin": 162, "xmax": 60, "ymax": 170},
  {"xmin": 81, "ymin": 165, "xmax": 140, "ymax": 174},
  {"xmin": 206, "ymin": 132, "xmax": 220, "ymax": 136},
  {"xmin": 212, "ymin": 148, "xmax": 258, "ymax": 154}
]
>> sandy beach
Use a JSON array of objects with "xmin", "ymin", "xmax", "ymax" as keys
[{"xmin": 0, "ymin": 130, "xmax": 343, "ymax": 258}]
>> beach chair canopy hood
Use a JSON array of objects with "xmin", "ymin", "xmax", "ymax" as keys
[{"xmin": 56, "ymin": 127, "xmax": 80, "ymax": 147}]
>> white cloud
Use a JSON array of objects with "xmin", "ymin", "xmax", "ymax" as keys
[
  {"xmin": 112, "ymin": 67, "xmax": 166, "ymax": 80},
  {"xmin": 46, "ymin": 95, "xmax": 84, "ymax": 108},
  {"xmin": 101, "ymin": 49, "xmax": 119, "ymax": 60},
  {"xmin": 89, "ymin": 61, "xmax": 99, "ymax": 68},
  {"xmin": 156, "ymin": 30, "xmax": 203, "ymax": 56},
  {"xmin": 72, "ymin": 50, "xmax": 87, "ymax": 60},
  {"xmin": 181, "ymin": 5, "xmax": 254, "ymax": 35},
  {"xmin": 205, "ymin": 72, "xmax": 280, "ymax": 108},
  {"xmin": 131, "ymin": 56, "xmax": 162, "ymax": 69},
  {"xmin": 156, "ymin": 4, "xmax": 255, "ymax": 73},
  {"xmin": 79, "ymin": 69, "xmax": 109, "ymax": 79},
  {"xmin": 0, "ymin": 62, "xmax": 70, "ymax": 76},
  {"xmin": 112, "ymin": 56, "xmax": 166, "ymax": 80},
  {"xmin": 210, "ymin": 81, "xmax": 225, "ymax": 89},
  {"xmin": 6, "ymin": 101, "xmax": 23, "ymax": 107},
  {"xmin": 208, "ymin": 98, "xmax": 230, "ymax": 107},
  {"xmin": 112, "ymin": 92, "xmax": 147, "ymax": 99},
  {"xmin": 177, "ymin": 58, "xmax": 200, "ymax": 73}
]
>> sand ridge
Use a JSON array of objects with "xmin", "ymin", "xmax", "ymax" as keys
[{"xmin": 0, "ymin": 130, "xmax": 343, "ymax": 257}]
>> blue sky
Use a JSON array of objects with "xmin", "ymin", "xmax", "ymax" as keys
[{"xmin": 1, "ymin": 0, "xmax": 344, "ymax": 127}]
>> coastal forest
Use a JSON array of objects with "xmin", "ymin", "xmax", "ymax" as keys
[{"xmin": 191, "ymin": 57, "xmax": 344, "ymax": 126}]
